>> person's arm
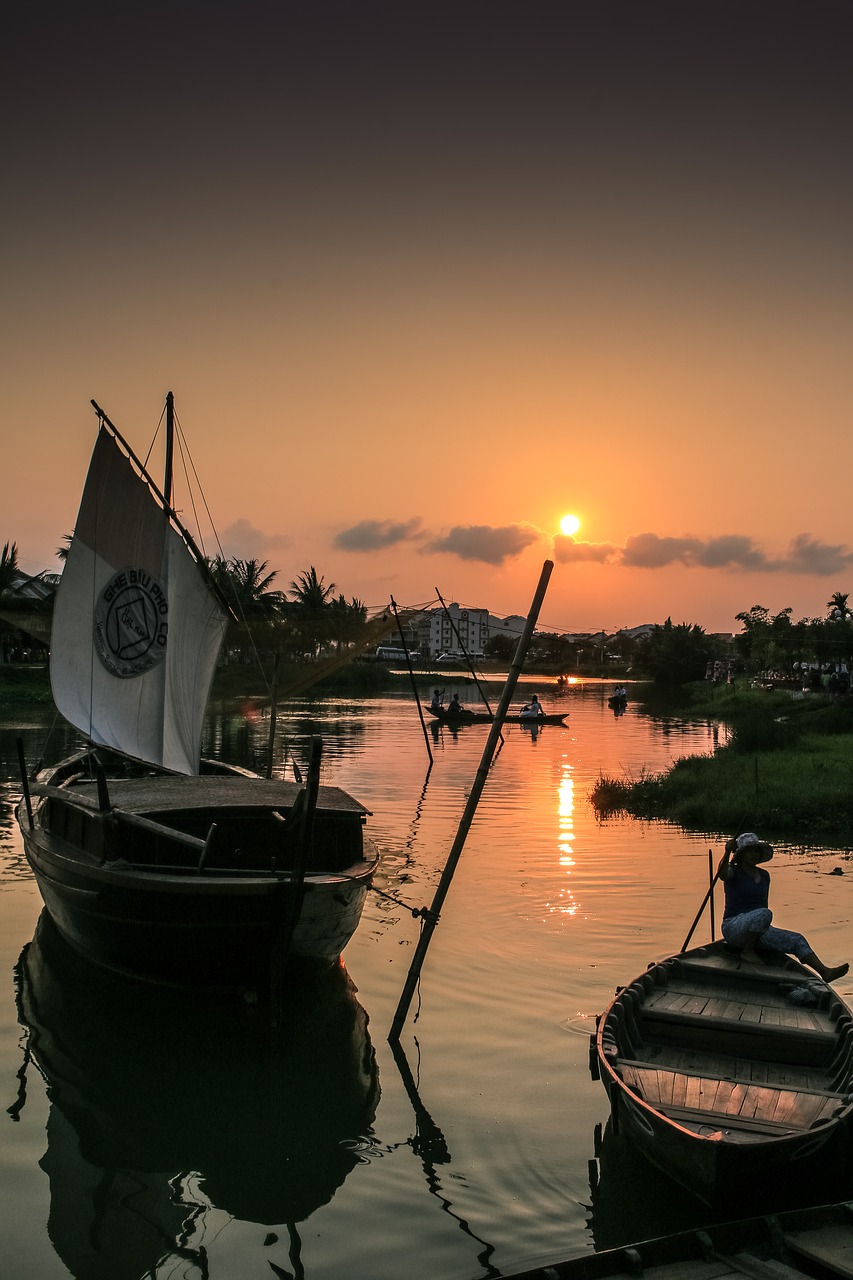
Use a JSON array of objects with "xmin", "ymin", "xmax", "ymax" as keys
[{"xmin": 717, "ymin": 838, "xmax": 737, "ymax": 882}]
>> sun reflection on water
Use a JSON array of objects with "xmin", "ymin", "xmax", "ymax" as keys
[{"xmin": 548, "ymin": 764, "xmax": 579, "ymax": 919}]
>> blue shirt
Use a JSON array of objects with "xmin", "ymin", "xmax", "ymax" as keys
[{"xmin": 723, "ymin": 864, "xmax": 770, "ymax": 920}]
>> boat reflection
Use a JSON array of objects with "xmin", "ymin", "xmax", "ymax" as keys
[{"xmin": 14, "ymin": 913, "xmax": 380, "ymax": 1278}]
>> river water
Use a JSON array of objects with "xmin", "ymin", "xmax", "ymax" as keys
[{"xmin": 2, "ymin": 676, "xmax": 851, "ymax": 1280}]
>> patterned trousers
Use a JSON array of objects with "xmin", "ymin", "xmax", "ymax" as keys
[{"xmin": 721, "ymin": 908, "xmax": 811, "ymax": 961}]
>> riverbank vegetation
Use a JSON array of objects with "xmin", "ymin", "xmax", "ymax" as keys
[{"xmin": 592, "ymin": 683, "xmax": 853, "ymax": 846}]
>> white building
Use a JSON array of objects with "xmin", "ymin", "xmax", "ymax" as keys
[{"xmin": 418, "ymin": 603, "xmax": 490, "ymax": 659}]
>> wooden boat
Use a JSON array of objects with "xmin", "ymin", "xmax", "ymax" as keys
[
  {"xmin": 499, "ymin": 1199, "xmax": 853, "ymax": 1280},
  {"xmin": 591, "ymin": 940, "xmax": 853, "ymax": 1205},
  {"xmin": 607, "ymin": 693, "xmax": 628, "ymax": 709},
  {"xmin": 425, "ymin": 705, "xmax": 567, "ymax": 725},
  {"xmin": 15, "ymin": 395, "xmax": 379, "ymax": 993}
]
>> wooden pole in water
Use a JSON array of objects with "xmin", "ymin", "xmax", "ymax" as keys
[
  {"xmin": 265, "ymin": 652, "xmax": 280, "ymax": 779},
  {"xmin": 390, "ymin": 595, "xmax": 433, "ymax": 766},
  {"xmin": 389, "ymin": 561, "xmax": 553, "ymax": 1043}
]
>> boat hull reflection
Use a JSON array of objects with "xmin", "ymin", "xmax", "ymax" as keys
[
  {"xmin": 16, "ymin": 913, "xmax": 380, "ymax": 1278},
  {"xmin": 587, "ymin": 1116, "xmax": 853, "ymax": 1252}
]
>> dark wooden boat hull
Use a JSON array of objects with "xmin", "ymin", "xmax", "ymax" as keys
[
  {"xmin": 593, "ymin": 941, "xmax": 853, "ymax": 1205},
  {"xmin": 18, "ymin": 751, "xmax": 379, "ymax": 991},
  {"xmin": 499, "ymin": 1199, "xmax": 853, "ymax": 1280},
  {"xmin": 425, "ymin": 706, "xmax": 567, "ymax": 725}
]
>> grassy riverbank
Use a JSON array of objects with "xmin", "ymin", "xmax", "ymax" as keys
[
  {"xmin": 593, "ymin": 683, "xmax": 853, "ymax": 847},
  {"xmin": 0, "ymin": 664, "xmax": 54, "ymax": 710}
]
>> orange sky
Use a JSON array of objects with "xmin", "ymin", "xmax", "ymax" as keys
[{"xmin": 4, "ymin": 2, "xmax": 853, "ymax": 635}]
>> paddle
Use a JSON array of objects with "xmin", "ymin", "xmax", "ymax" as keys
[{"xmin": 680, "ymin": 818, "xmax": 748, "ymax": 953}]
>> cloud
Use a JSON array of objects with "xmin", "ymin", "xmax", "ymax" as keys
[
  {"xmin": 552, "ymin": 530, "xmax": 853, "ymax": 576},
  {"xmin": 621, "ymin": 532, "xmax": 767, "ymax": 570},
  {"xmin": 220, "ymin": 518, "xmax": 291, "ymax": 560},
  {"xmin": 426, "ymin": 523, "xmax": 540, "ymax": 566},
  {"xmin": 554, "ymin": 535, "xmax": 619, "ymax": 564},
  {"xmin": 334, "ymin": 518, "xmax": 423, "ymax": 551},
  {"xmin": 780, "ymin": 533, "xmax": 853, "ymax": 576}
]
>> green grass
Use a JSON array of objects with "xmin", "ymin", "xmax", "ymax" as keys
[
  {"xmin": 592, "ymin": 683, "xmax": 853, "ymax": 845},
  {"xmin": 0, "ymin": 664, "xmax": 53, "ymax": 709}
]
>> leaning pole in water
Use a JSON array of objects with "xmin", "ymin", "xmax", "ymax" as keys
[{"xmin": 389, "ymin": 559, "xmax": 554, "ymax": 1043}]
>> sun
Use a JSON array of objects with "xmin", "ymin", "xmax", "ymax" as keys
[{"xmin": 559, "ymin": 513, "xmax": 581, "ymax": 537}]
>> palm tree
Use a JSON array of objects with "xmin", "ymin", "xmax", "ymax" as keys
[
  {"xmin": 0, "ymin": 541, "xmax": 19, "ymax": 594},
  {"xmin": 56, "ymin": 533, "xmax": 73, "ymax": 563},
  {"xmin": 827, "ymin": 591, "xmax": 851, "ymax": 622},
  {"xmin": 208, "ymin": 555, "xmax": 285, "ymax": 617},
  {"xmin": 288, "ymin": 566, "xmax": 337, "ymax": 612}
]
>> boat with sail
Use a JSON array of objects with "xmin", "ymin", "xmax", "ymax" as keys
[{"xmin": 14, "ymin": 394, "xmax": 379, "ymax": 993}]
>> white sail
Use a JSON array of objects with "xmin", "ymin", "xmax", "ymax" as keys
[{"xmin": 50, "ymin": 426, "xmax": 228, "ymax": 774}]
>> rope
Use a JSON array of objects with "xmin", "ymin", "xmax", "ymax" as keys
[{"xmin": 336, "ymin": 874, "xmax": 437, "ymax": 922}]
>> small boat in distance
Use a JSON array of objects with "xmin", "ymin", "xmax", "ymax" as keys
[
  {"xmin": 591, "ymin": 940, "xmax": 853, "ymax": 1206},
  {"xmin": 15, "ymin": 394, "xmax": 379, "ymax": 996}
]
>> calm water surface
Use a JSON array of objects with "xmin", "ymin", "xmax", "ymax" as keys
[{"xmin": 2, "ymin": 677, "xmax": 852, "ymax": 1280}]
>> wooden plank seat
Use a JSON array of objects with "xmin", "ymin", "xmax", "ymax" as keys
[
  {"xmin": 642, "ymin": 980, "xmax": 838, "ymax": 1033},
  {"xmin": 674, "ymin": 951, "xmax": 828, "ymax": 985},
  {"xmin": 619, "ymin": 1063, "xmax": 846, "ymax": 1133},
  {"xmin": 617, "ymin": 1058, "xmax": 852, "ymax": 1102},
  {"xmin": 639, "ymin": 1008, "xmax": 837, "ymax": 1067},
  {"xmin": 609, "ymin": 989, "xmax": 840, "ymax": 1068},
  {"xmin": 611, "ymin": 1019, "xmax": 853, "ymax": 1093}
]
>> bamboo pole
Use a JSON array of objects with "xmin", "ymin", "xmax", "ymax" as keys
[
  {"xmin": 708, "ymin": 847, "xmax": 716, "ymax": 941},
  {"xmin": 265, "ymin": 652, "xmax": 280, "ymax": 779},
  {"xmin": 389, "ymin": 561, "xmax": 553, "ymax": 1042},
  {"xmin": 15, "ymin": 738, "xmax": 33, "ymax": 829},
  {"xmin": 681, "ymin": 820, "xmax": 747, "ymax": 952},
  {"xmin": 390, "ymin": 595, "xmax": 432, "ymax": 766}
]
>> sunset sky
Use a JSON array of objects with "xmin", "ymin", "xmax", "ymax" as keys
[{"xmin": 4, "ymin": 2, "xmax": 853, "ymax": 636}]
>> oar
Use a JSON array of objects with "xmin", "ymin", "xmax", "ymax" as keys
[{"xmin": 680, "ymin": 818, "xmax": 748, "ymax": 953}]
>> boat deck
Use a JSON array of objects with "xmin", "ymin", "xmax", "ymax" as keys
[{"xmin": 47, "ymin": 773, "xmax": 371, "ymax": 817}]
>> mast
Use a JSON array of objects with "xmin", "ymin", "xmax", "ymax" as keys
[{"xmin": 164, "ymin": 390, "xmax": 175, "ymax": 506}]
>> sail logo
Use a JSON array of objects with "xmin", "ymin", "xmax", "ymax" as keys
[{"xmin": 94, "ymin": 567, "xmax": 169, "ymax": 677}]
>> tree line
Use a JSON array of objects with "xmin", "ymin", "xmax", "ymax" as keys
[
  {"xmin": 1, "ymin": 541, "xmax": 375, "ymax": 664},
  {"xmin": 4, "ymin": 536, "xmax": 853, "ymax": 682},
  {"xmin": 206, "ymin": 560, "xmax": 370, "ymax": 661},
  {"xmin": 627, "ymin": 592, "xmax": 853, "ymax": 686}
]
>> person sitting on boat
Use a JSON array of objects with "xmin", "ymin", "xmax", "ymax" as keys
[
  {"xmin": 520, "ymin": 694, "xmax": 543, "ymax": 718},
  {"xmin": 718, "ymin": 832, "xmax": 849, "ymax": 982},
  {"xmin": 447, "ymin": 693, "xmax": 465, "ymax": 715},
  {"xmin": 429, "ymin": 689, "xmax": 443, "ymax": 713}
]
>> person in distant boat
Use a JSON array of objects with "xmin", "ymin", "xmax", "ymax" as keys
[
  {"xmin": 521, "ymin": 694, "xmax": 543, "ymax": 718},
  {"xmin": 718, "ymin": 832, "xmax": 849, "ymax": 982},
  {"xmin": 447, "ymin": 693, "xmax": 463, "ymax": 715},
  {"xmin": 429, "ymin": 689, "xmax": 443, "ymax": 713}
]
